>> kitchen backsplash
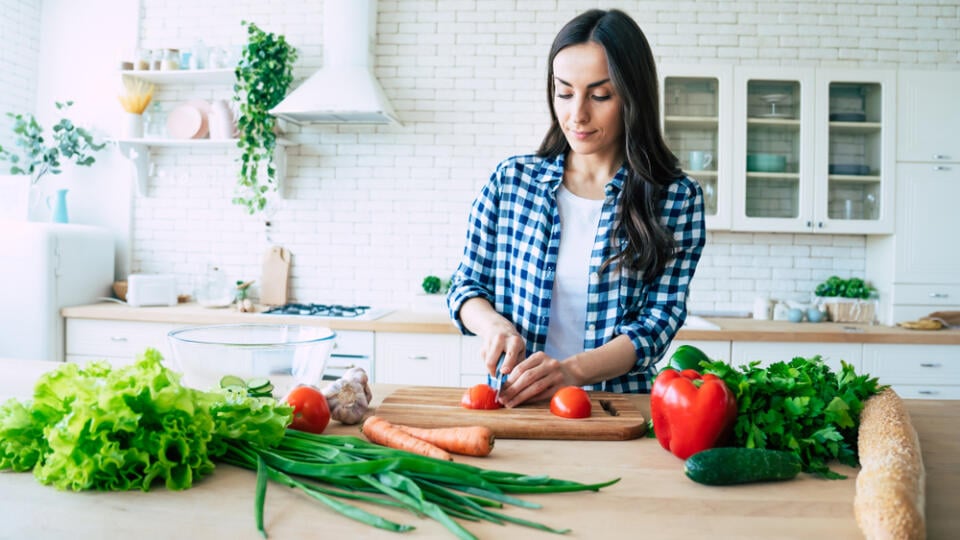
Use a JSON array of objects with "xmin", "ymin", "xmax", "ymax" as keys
[{"xmin": 10, "ymin": 0, "xmax": 958, "ymax": 314}]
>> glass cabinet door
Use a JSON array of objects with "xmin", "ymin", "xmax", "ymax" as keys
[
  {"xmin": 660, "ymin": 64, "xmax": 733, "ymax": 230},
  {"xmin": 814, "ymin": 69, "xmax": 895, "ymax": 234},
  {"xmin": 733, "ymin": 67, "xmax": 816, "ymax": 232}
]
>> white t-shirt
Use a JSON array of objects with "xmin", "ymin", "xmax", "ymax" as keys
[{"xmin": 544, "ymin": 185, "xmax": 604, "ymax": 361}]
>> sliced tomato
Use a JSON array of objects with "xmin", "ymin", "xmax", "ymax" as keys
[
  {"xmin": 550, "ymin": 386, "xmax": 592, "ymax": 419},
  {"xmin": 461, "ymin": 383, "xmax": 501, "ymax": 410},
  {"xmin": 286, "ymin": 385, "xmax": 331, "ymax": 434}
]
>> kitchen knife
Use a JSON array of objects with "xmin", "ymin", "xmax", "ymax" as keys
[{"xmin": 492, "ymin": 353, "xmax": 507, "ymax": 401}]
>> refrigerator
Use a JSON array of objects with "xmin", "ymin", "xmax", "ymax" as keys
[{"xmin": 0, "ymin": 221, "xmax": 115, "ymax": 362}]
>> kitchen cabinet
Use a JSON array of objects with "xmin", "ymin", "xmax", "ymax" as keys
[
  {"xmin": 862, "ymin": 344, "xmax": 960, "ymax": 400},
  {"xmin": 324, "ymin": 330, "xmax": 375, "ymax": 382},
  {"xmin": 459, "ymin": 335, "xmax": 486, "ymax": 387},
  {"xmin": 896, "ymin": 70, "xmax": 960, "ymax": 163},
  {"xmin": 730, "ymin": 341, "xmax": 862, "ymax": 373},
  {"xmin": 730, "ymin": 67, "xmax": 895, "ymax": 234},
  {"xmin": 65, "ymin": 319, "xmax": 179, "ymax": 367},
  {"xmin": 659, "ymin": 64, "xmax": 734, "ymax": 230},
  {"xmin": 113, "ymin": 69, "xmax": 292, "ymax": 195},
  {"xmin": 866, "ymin": 70, "xmax": 960, "ymax": 325},
  {"xmin": 374, "ymin": 332, "xmax": 460, "ymax": 387}
]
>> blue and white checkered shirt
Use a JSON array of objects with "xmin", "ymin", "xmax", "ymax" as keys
[{"xmin": 447, "ymin": 153, "xmax": 706, "ymax": 393}]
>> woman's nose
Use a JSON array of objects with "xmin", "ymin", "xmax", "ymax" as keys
[{"xmin": 571, "ymin": 97, "xmax": 589, "ymax": 123}]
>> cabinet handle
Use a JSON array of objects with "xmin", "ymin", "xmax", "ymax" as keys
[
  {"xmin": 932, "ymin": 165, "xmax": 951, "ymax": 171},
  {"xmin": 327, "ymin": 363, "xmax": 357, "ymax": 370},
  {"xmin": 929, "ymin": 292, "xmax": 949, "ymax": 299},
  {"xmin": 917, "ymin": 390, "xmax": 939, "ymax": 395},
  {"xmin": 805, "ymin": 220, "xmax": 813, "ymax": 228},
  {"xmin": 932, "ymin": 154, "xmax": 950, "ymax": 160},
  {"xmin": 407, "ymin": 355, "xmax": 430, "ymax": 360},
  {"xmin": 817, "ymin": 221, "xmax": 824, "ymax": 228},
  {"xmin": 919, "ymin": 362, "xmax": 942, "ymax": 368},
  {"xmin": 110, "ymin": 336, "xmax": 128, "ymax": 342}
]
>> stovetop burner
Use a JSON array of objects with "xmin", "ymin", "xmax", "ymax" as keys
[{"xmin": 262, "ymin": 303, "xmax": 391, "ymax": 320}]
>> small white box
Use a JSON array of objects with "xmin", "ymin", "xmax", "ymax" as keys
[{"xmin": 126, "ymin": 274, "xmax": 178, "ymax": 307}]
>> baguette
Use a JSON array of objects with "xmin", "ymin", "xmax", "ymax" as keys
[{"xmin": 854, "ymin": 388, "xmax": 926, "ymax": 540}]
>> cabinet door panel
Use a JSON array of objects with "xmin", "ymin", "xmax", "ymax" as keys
[
  {"xmin": 862, "ymin": 344, "xmax": 960, "ymax": 386},
  {"xmin": 731, "ymin": 342, "xmax": 861, "ymax": 373},
  {"xmin": 894, "ymin": 163, "xmax": 960, "ymax": 283},
  {"xmin": 66, "ymin": 319, "xmax": 178, "ymax": 360},
  {"xmin": 897, "ymin": 70, "xmax": 960, "ymax": 163}
]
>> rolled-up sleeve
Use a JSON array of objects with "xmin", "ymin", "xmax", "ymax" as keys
[
  {"xmin": 447, "ymin": 174, "xmax": 501, "ymax": 335},
  {"xmin": 617, "ymin": 177, "xmax": 706, "ymax": 372}
]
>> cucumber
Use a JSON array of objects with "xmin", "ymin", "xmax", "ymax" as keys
[
  {"xmin": 684, "ymin": 447, "xmax": 801, "ymax": 486},
  {"xmin": 246, "ymin": 378, "xmax": 272, "ymax": 391},
  {"xmin": 220, "ymin": 375, "xmax": 247, "ymax": 389}
]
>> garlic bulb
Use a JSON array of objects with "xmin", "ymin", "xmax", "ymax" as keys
[{"xmin": 322, "ymin": 367, "xmax": 372, "ymax": 425}]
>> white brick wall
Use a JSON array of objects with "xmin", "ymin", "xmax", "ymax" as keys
[
  {"xmin": 0, "ymin": 0, "xmax": 41, "ymax": 151},
  {"xmin": 11, "ymin": 0, "xmax": 959, "ymax": 314}
]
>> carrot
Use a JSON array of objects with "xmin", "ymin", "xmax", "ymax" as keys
[
  {"xmin": 361, "ymin": 416, "xmax": 453, "ymax": 461},
  {"xmin": 395, "ymin": 424, "xmax": 495, "ymax": 457}
]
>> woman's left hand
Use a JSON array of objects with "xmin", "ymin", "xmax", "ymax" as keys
[{"xmin": 496, "ymin": 351, "xmax": 577, "ymax": 408}]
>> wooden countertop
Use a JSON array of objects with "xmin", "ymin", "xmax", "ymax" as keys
[
  {"xmin": 62, "ymin": 302, "xmax": 960, "ymax": 345},
  {"xmin": 1, "ymin": 359, "xmax": 957, "ymax": 539}
]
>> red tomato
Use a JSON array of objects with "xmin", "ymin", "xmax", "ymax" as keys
[
  {"xmin": 550, "ymin": 386, "xmax": 592, "ymax": 419},
  {"xmin": 461, "ymin": 383, "xmax": 502, "ymax": 410},
  {"xmin": 286, "ymin": 385, "xmax": 331, "ymax": 434}
]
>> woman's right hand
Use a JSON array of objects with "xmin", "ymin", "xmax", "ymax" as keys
[{"xmin": 481, "ymin": 321, "xmax": 526, "ymax": 380}]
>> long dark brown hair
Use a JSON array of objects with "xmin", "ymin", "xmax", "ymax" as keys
[{"xmin": 537, "ymin": 9, "xmax": 680, "ymax": 281}]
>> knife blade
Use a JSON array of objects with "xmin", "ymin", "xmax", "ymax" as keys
[{"xmin": 493, "ymin": 353, "xmax": 507, "ymax": 401}]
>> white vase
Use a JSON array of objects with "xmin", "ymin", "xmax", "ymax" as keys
[
  {"xmin": 0, "ymin": 175, "xmax": 31, "ymax": 220},
  {"xmin": 122, "ymin": 112, "xmax": 144, "ymax": 139}
]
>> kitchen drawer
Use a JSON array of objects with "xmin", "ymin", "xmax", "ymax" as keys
[
  {"xmin": 324, "ymin": 330, "xmax": 374, "ymax": 381},
  {"xmin": 891, "ymin": 305, "xmax": 960, "ymax": 325},
  {"xmin": 375, "ymin": 332, "xmax": 460, "ymax": 387},
  {"xmin": 862, "ymin": 344, "xmax": 960, "ymax": 386},
  {"xmin": 66, "ymin": 319, "xmax": 179, "ymax": 360},
  {"xmin": 891, "ymin": 283, "xmax": 960, "ymax": 305},
  {"xmin": 887, "ymin": 384, "xmax": 960, "ymax": 400},
  {"xmin": 731, "ymin": 342, "xmax": 862, "ymax": 373}
]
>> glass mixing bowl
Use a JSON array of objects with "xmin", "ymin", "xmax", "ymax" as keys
[{"xmin": 167, "ymin": 324, "xmax": 336, "ymax": 392}]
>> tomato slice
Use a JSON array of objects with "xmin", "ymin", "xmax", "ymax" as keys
[
  {"xmin": 550, "ymin": 386, "xmax": 592, "ymax": 419},
  {"xmin": 461, "ymin": 383, "xmax": 501, "ymax": 410},
  {"xmin": 286, "ymin": 385, "xmax": 331, "ymax": 434}
]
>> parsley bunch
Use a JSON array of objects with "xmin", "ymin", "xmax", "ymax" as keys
[{"xmin": 702, "ymin": 356, "xmax": 884, "ymax": 478}]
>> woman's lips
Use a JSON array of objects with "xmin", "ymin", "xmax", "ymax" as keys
[{"xmin": 569, "ymin": 129, "xmax": 595, "ymax": 140}]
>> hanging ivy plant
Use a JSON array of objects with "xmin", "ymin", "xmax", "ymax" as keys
[{"xmin": 232, "ymin": 21, "xmax": 298, "ymax": 214}]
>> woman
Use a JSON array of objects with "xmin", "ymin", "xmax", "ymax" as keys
[{"xmin": 447, "ymin": 9, "xmax": 706, "ymax": 407}]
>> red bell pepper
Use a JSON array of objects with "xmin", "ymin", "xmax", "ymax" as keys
[{"xmin": 650, "ymin": 368, "xmax": 738, "ymax": 459}]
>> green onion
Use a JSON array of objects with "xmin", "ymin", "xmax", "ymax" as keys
[{"xmin": 224, "ymin": 432, "xmax": 619, "ymax": 538}]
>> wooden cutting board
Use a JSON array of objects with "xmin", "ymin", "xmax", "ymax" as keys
[{"xmin": 373, "ymin": 386, "xmax": 647, "ymax": 441}]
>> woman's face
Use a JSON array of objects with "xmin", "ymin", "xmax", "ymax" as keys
[{"xmin": 552, "ymin": 42, "xmax": 624, "ymax": 161}]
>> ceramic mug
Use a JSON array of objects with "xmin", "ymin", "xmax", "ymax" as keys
[{"xmin": 689, "ymin": 150, "xmax": 713, "ymax": 171}]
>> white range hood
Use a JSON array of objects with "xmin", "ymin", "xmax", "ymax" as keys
[{"xmin": 270, "ymin": 0, "xmax": 401, "ymax": 125}]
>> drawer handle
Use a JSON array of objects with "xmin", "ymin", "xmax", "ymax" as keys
[
  {"xmin": 408, "ymin": 355, "xmax": 430, "ymax": 360},
  {"xmin": 110, "ymin": 336, "xmax": 128, "ymax": 342},
  {"xmin": 327, "ymin": 363, "xmax": 357, "ymax": 370},
  {"xmin": 932, "ymin": 154, "xmax": 950, "ymax": 160},
  {"xmin": 917, "ymin": 390, "xmax": 939, "ymax": 395},
  {"xmin": 932, "ymin": 165, "xmax": 951, "ymax": 171},
  {"xmin": 919, "ymin": 362, "xmax": 942, "ymax": 368},
  {"xmin": 929, "ymin": 292, "xmax": 949, "ymax": 298}
]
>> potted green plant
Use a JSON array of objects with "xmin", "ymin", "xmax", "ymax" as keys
[
  {"xmin": 813, "ymin": 275, "xmax": 877, "ymax": 323},
  {"xmin": 0, "ymin": 101, "xmax": 105, "ymax": 220},
  {"xmin": 232, "ymin": 21, "xmax": 298, "ymax": 215},
  {"xmin": 414, "ymin": 275, "xmax": 451, "ymax": 313}
]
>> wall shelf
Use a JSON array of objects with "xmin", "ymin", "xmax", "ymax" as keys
[
  {"xmin": 113, "ymin": 137, "xmax": 293, "ymax": 195},
  {"xmin": 120, "ymin": 68, "xmax": 235, "ymax": 85}
]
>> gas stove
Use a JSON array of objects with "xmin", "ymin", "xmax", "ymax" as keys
[{"xmin": 262, "ymin": 303, "xmax": 392, "ymax": 321}]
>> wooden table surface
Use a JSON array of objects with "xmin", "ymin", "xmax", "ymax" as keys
[{"xmin": 1, "ymin": 359, "xmax": 957, "ymax": 539}]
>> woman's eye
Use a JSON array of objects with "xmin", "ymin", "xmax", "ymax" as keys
[
  {"xmin": 555, "ymin": 93, "xmax": 573, "ymax": 99},
  {"xmin": 592, "ymin": 95, "xmax": 611, "ymax": 102}
]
